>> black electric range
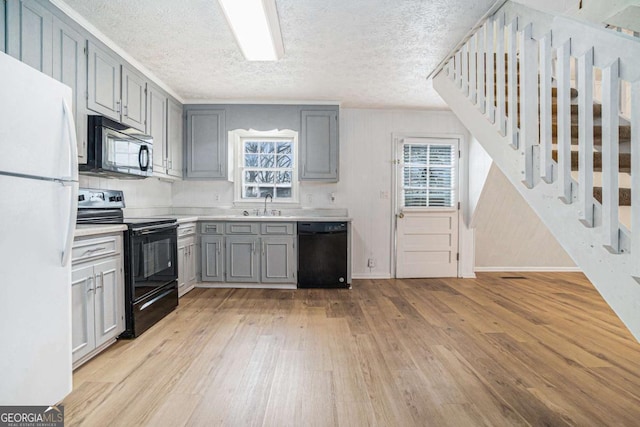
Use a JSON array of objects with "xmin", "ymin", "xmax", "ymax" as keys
[{"xmin": 77, "ymin": 188, "xmax": 178, "ymax": 338}]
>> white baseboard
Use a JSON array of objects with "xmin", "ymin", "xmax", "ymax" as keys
[
  {"xmin": 474, "ymin": 266, "xmax": 582, "ymax": 272},
  {"xmin": 351, "ymin": 273, "xmax": 393, "ymax": 280},
  {"xmin": 195, "ymin": 282, "xmax": 296, "ymax": 290}
]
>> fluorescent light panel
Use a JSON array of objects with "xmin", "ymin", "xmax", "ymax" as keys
[{"xmin": 218, "ymin": 0, "xmax": 284, "ymax": 61}]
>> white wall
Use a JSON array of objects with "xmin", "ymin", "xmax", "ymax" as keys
[
  {"xmin": 468, "ymin": 136, "xmax": 493, "ymax": 224},
  {"xmin": 171, "ymin": 107, "xmax": 471, "ymax": 278},
  {"xmin": 473, "ymin": 164, "xmax": 576, "ymax": 271},
  {"xmin": 338, "ymin": 108, "xmax": 471, "ymax": 278}
]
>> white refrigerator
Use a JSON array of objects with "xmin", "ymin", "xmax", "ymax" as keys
[{"xmin": 0, "ymin": 52, "xmax": 79, "ymax": 405}]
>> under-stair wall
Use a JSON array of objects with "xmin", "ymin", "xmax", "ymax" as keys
[{"xmin": 433, "ymin": 2, "xmax": 640, "ymax": 340}]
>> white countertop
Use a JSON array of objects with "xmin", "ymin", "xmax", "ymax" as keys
[
  {"xmin": 75, "ymin": 224, "xmax": 128, "ymax": 238},
  {"xmin": 171, "ymin": 215, "xmax": 352, "ymax": 223},
  {"xmin": 75, "ymin": 210, "xmax": 351, "ymax": 236}
]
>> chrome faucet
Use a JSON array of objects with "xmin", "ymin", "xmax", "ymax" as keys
[{"xmin": 264, "ymin": 193, "xmax": 273, "ymax": 215}]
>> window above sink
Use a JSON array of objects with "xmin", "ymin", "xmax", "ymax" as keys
[{"xmin": 229, "ymin": 128, "xmax": 299, "ymax": 204}]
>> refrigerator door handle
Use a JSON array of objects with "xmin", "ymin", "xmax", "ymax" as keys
[{"xmin": 61, "ymin": 99, "xmax": 79, "ymax": 267}]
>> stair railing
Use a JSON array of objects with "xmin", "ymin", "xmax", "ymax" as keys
[{"xmin": 440, "ymin": 3, "xmax": 640, "ymax": 258}]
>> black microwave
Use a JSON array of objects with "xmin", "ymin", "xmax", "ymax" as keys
[{"xmin": 80, "ymin": 115, "xmax": 153, "ymax": 178}]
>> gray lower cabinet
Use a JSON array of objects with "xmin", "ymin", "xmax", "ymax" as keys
[
  {"xmin": 300, "ymin": 109, "xmax": 339, "ymax": 181},
  {"xmin": 226, "ymin": 236, "xmax": 260, "ymax": 283},
  {"xmin": 261, "ymin": 236, "xmax": 296, "ymax": 283},
  {"xmin": 71, "ymin": 234, "xmax": 124, "ymax": 369},
  {"xmin": 52, "ymin": 16, "xmax": 87, "ymax": 163},
  {"xmin": 6, "ymin": 0, "xmax": 53, "ymax": 76},
  {"xmin": 201, "ymin": 234, "xmax": 224, "ymax": 282},
  {"xmin": 87, "ymin": 40, "xmax": 121, "ymax": 122},
  {"xmin": 185, "ymin": 109, "xmax": 226, "ymax": 179},
  {"xmin": 201, "ymin": 221, "xmax": 297, "ymax": 285}
]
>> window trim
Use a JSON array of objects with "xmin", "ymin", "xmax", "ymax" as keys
[
  {"xmin": 397, "ymin": 137, "xmax": 459, "ymax": 212},
  {"xmin": 229, "ymin": 128, "xmax": 299, "ymax": 205}
]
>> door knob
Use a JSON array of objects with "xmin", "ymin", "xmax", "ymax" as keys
[{"xmin": 398, "ymin": 212, "xmax": 405, "ymax": 219}]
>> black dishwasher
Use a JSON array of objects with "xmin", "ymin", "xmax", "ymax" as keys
[{"xmin": 298, "ymin": 222, "xmax": 349, "ymax": 288}]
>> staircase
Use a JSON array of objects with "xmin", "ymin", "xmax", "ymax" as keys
[{"xmin": 433, "ymin": 2, "xmax": 640, "ymax": 340}]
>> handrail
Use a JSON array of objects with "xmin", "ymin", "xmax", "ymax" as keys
[{"xmin": 426, "ymin": 0, "xmax": 508, "ymax": 80}]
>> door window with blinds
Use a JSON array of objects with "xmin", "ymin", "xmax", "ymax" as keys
[{"xmin": 400, "ymin": 139, "xmax": 457, "ymax": 208}]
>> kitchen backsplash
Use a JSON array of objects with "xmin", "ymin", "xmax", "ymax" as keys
[
  {"xmin": 79, "ymin": 175, "xmax": 173, "ymax": 216},
  {"xmin": 171, "ymin": 180, "xmax": 342, "ymax": 209}
]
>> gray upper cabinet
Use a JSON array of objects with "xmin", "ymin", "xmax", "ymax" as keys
[
  {"xmin": 1, "ymin": 1, "xmax": 6, "ymax": 53},
  {"xmin": 121, "ymin": 65, "xmax": 146, "ymax": 131},
  {"xmin": 167, "ymin": 98, "xmax": 183, "ymax": 178},
  {"xmin": 185, "ymin": 109, "xmax": 226, "ymax": 179},
  {"xmin": 300, "ymin": 109, "xmax": 339, "ymax": 181},
  {"xmin": 52, "ymin": 17, "xmax": 87, "ymax": 163},
  {"xmin": 6, "ymin": 0, "xmax": 53, "ymax": 76},
  {"xmin": 87, "ymin": 41, "xmax": 121, "ymax": 122},
  {"xmin": 147, "ymin": 84, "xmax": 168, "ymax": 176}
]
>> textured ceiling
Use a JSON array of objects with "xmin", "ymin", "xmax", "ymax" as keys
[{"xmin": 61, "ymin": 0, "xmax": 494, "ymax": 108}]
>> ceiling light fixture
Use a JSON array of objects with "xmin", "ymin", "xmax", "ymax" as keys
[{"xmin": 217, "ymin": 0, "xmax": 284, "ymax": 61}]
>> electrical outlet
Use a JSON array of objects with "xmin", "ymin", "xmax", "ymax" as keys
[
  {"xmin": 367, "ymin": 258, "xmax": 376, "ymax": 268},
  {"xmin": 214, "ymin": 193, "xmax": 220, "ymax": 202},
  {"xmin": 306, "ymin": 193, "xmax": 313, "ymax": 203}
]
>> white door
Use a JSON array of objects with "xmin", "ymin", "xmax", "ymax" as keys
[{"xmin": 395, "ymin": 137, "xmax": 459, "ymax": 278}]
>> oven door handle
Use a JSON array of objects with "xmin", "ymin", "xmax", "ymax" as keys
[
  {"xmin": 138, "ymin": 288, "xmax": 175, "ymax": 311},
  {"xmin": 131, "ymin": 223, "xmax": 178, "ymax": 235}
]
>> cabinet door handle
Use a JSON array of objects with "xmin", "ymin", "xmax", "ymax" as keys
[
  {"xmin": 96, "ymin": 273, "xmax": 104, "ymax": 290},
  {"xmin": 116, "ymin": 100, "xmax": 121, "ymax": 114},
  {"xmin": 123, "ymin": 105, "xmax": 128, "ymax": 117},
  {"xmin": 86, "ymin": 277, "xmax": 94, "ymax": 293},
  {"xmin": 82, "ymin": 247, "xmax": 106, "ymax": 257},
  {"xmin": 262, "ymin": 242, "xmax": 265, "ymax": 256}
]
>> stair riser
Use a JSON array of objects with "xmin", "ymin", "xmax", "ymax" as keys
[
  {"xmin": 593, "ymin": 187, "xmax": 631, "ymax": 206},
  {"xmin": 551, "ymin": 150, "xmax": 632, "ymax": 173}
]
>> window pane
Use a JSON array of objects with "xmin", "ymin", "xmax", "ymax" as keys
[
  {"xmin": 244, "ymin": 170, "xmax": 259, "ymax": 183},
  {"xmin": 429, "ymin": 145, "xmax": 453, "ymax": 165},
  {"xmin": 429, "ymin": 168, "xmax": 452, "ymax": 188},
  {"xmin": 244, "ymin": 186, "xmax": 258, "ymax": 198},
  {"xmin": 260, "ymin": 154, "xmax": 275, "ymax": 168},
  {"xmin": 261, "ymin": 142, "xmax": 275, "ymax": 153},
  {"xmin": 258, "ymin": 187, "xmax": 273, "ymax": 197},
  {"xmin": 245, "ymin": 142, "xmax": 258, "ymax": 154},
  {"xmin": 245, "ymin": 154, "xmax": 258, "ymax": 167},
  {"xmin": 277, "ymin": 154, "xmax": 292, "ymax": 168},
  {"xmin": 404, "ymin": 167, "xmax": 427, "ymax": 187},
  {"xmin": 276, "ymin": 188, "xmax": 291, "ymax": 198},
  {"xmin": 429, "ymin": 190, "xmax": 452, "ymax": 207},
  {"xmin": 277, "ymin": 143, "xmax": 291, "ymax": 155},
  {"xmin": 276, "ymin": 171, "xmax": 291, "ymax": 184},
  {"xmin": 404, "ymin": 190, "xmax": 427, "ymax": 207}
]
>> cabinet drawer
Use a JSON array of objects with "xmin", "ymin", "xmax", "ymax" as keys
[
  {"xmin": 225, "ymin": 222, "xmax": 259, "ymax": 235},
  {"xmin": 260, "ymin": 223, "xmax": 295, "ymax": 235},
  {"xmin": 178, "ymin": 223, "xmax": 196, "ymax": 237},
  {"xmin": 72, "ymin": 235, "xmax": 120, "ymax": 263},
  {"xmin": 200, "ymin": 222, "xmax": 224, "ymax": 234}
]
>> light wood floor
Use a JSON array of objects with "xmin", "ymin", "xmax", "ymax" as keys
[{"xmin": 64, "ymin": 272, "xmax": 640, "ymax": 426}]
